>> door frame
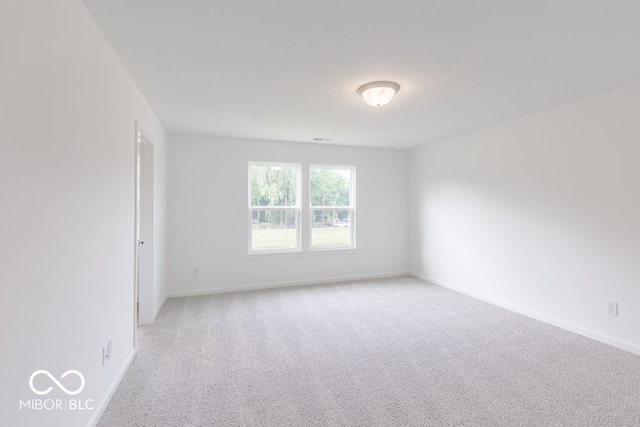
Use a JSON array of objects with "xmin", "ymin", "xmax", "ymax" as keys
[{"xmin": 133, "ymin": 121, "xmax": 155, "ymax": 348}]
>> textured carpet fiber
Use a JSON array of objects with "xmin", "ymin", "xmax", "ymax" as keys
[{"xmin": 99, "ymin": 276, "xmax": 640, "ymax": 426}]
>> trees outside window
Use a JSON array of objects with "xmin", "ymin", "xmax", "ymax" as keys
[
  {"xmin": 310, "ymin": 166, "xmax": 355, "ymax": 248},
  {"xmin": 248, "ymin": 163, "xmax": 300, "ymax": 251},
  {"xmin": 248, "ymin": 162, "xmax": 355, "ymax": 253}
]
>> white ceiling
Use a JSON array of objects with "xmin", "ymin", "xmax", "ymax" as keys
[{"xmin": 83, "ymin": 0, "xmax": 640, "ymax": 149}]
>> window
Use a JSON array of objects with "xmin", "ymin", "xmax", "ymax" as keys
[
  {"xmin": 248, "ymin": 162, "xmax": 355, "ymax": 254},
  {"xmin": 248, "ymin": 162, "xmax": 301, "ymax": 252},
  {"xmin": 310, "ymin": 165, "xmax": 355, "ymax": 249}
]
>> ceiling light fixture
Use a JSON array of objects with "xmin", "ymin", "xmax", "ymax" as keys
[{"xmin": 357, "ymin": 81, "xmax": 400, "ymax": 107}]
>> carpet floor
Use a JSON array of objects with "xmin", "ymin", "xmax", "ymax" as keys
[{"xmin": 98, "ymin": 276, "xmax": 640, "ymax": 426}]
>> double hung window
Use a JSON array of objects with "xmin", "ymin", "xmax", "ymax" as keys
[
  {"xmin": 248, "ymin": 162, "xmax": 355, "ymax": 254},
  {"xmin": 310, "ymin": 165, "xmax": 355, "ymax": 249},
  {"xmin": 248, "ymin": 162, "xmax": 301, "ymax": 252}
]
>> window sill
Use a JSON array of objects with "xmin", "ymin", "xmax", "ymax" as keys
[{"xmin": 247, "ymin": 247, "xmax": 356, "ymax": 259}]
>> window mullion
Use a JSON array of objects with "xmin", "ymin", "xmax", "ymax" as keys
[
  {"xmin": 300, "ymin": 164, "xmax": 310, "ymax": 251},
  {"xmin": 309, "ymin": 206, "xmax": 352, "ymax": 210}
]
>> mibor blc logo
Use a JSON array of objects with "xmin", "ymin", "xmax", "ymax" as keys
[
  {"xmin": 29, "ymin": 370, "xmax": 85, "ymax": 396},
  {"xmin": 20, "ymin": 370, "xmax": 94, "ymax": 411}
]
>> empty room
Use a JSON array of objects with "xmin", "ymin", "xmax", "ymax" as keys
[{"xmin": 2, "ymin": 0, "xmax": 640, "ymax": 426}]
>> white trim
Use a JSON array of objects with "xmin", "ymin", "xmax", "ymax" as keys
[
  {"xmin": 247, "ymin": 247, "xmax": 356, "ymax": 259},
  {"xmin": 132, "ymin": 124, "xmax": 139, "ymax": 350},
  {"xmin": 308, "ymin": 163, "xmax": 356, "ymax": 171},
  {"xmin": 87, "ymin": 349, "xmax": 136, "ymax": 427},
  {"xmin": 249, "ymin": 206, "xmax": 299, "ymax": 211},
  {"xmin": 153, "ymin": 295, "xmax": 167, "ymax": 321},
  {"xmin": 136, "ymin": 128, "xmax": 155, "ymax": 327},
  {"xmin": 409, "ymin": 272, "xmax": 640, "ymax": 357},
  {"xmin": 167, "ymin": 271, "xmax": 410, "ymax": 298},
  {"xmin": 247, "ymin": 247, "xmax": 301, "ymax": 257}
]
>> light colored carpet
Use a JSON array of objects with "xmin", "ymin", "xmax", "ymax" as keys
[{"xmin": 98, "ymin": 276, "xmax": 640, "ymax": 426}]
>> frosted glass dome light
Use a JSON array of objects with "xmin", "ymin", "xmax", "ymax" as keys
[{"xmin": 357, "ymin": 81, "xmax": 400, "ymax": 107}]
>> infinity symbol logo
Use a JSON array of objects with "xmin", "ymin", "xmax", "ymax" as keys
[{"xmin": 29, "ymin": 370, "xmax": 85, "ymax": 396}]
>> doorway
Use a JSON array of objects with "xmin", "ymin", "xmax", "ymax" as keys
[{"xmin": 135, "ymin": 124, "xmax": 154, "ymax": 335}]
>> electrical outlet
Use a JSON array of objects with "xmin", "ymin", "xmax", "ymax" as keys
[
  {"xmin": 606, "ymin": 301, "xmax": 618, "ymax": 316},
  {"xmin": 193, "ymin": 267, "xmax": 200, "ymax": 277}
]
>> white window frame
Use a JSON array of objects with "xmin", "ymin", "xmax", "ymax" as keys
[
  {"xmin": 248, "ymin": 161, "xmax": 301, "ymax": 254},
  {"xmin": 309, "ymin": 164, "xmax": 356, "ymax": 250},
  {"xmin": 247, "ymin": 162, "xmax": 356, "ymax": 256}
]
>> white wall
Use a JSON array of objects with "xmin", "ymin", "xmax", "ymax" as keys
[
  {"xmin": 0, "ymin": 1, "xmax": 167, "ymax": 426},
  {"xmin": 151, "ymin": 135, "xmax": 169, "ymax": 319},
  {"xmin": 168, "ymin": 134, "xmax": 409, "ymax": 295},
  {"xmin": 409, "ymin": 82, "xmax": 640, "ymax": 354}
]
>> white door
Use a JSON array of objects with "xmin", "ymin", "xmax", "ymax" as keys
[{"xmin": 135, "ymin": 128, "xmax": 154, "ymax": 328}]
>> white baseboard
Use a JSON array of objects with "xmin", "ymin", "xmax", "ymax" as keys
[
  {"xmin": 153, "ymin": 295, "xmax": 167, "ymax": 321},
  {"xmin": 168, "ymin": 271, "xmax": 411, "ymax": 298},
  {"xmin": 409, "ymin": 272, "xmax": 640, "ymax": 357},
  {"xmin": 87, "ymin": 349, "xmax": 137, "ymax": 427}
]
